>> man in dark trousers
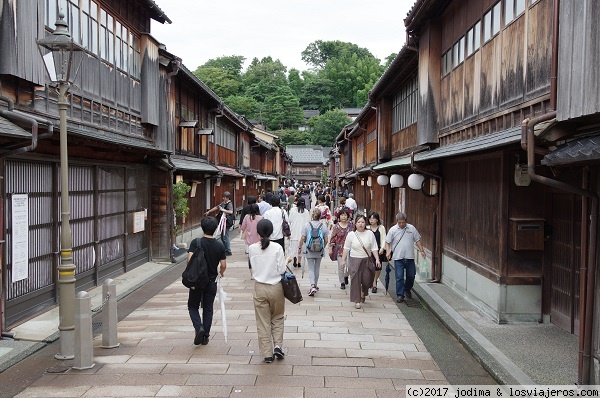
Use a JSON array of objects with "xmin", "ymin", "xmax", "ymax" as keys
[
  {"xmin": 187, "ymin": 216, "xmax": 227, "ymax": 345},
  {"xmin": 205, "ymin": 191, "xmax": 234, "ymax": 256}
]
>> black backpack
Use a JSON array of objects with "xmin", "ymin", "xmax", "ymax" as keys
[{"xmin": 182, "ymin": 238, "xmax": 210, "ymax": 290}]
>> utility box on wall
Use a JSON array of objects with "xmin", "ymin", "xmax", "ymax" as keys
[{"xmin": 509, "ymin": 218, "xmax": 545, "ymax": 251}]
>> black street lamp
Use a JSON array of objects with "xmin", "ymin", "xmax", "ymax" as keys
[{"xmin": 36, "ymin": 12, "xmax": 84, "ymax": 360}]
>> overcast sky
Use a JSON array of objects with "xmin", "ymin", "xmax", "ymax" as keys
[{"xmin": 151, "ymin": 0, "xmax": 414, "ymax": 72}]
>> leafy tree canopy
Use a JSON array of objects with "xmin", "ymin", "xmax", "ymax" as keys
[
  {"xmin": 263, "ymin": 86, "xmax": 305, "ymax": 130},
  {"xmin": 301, "ymin": 40, "xmax": 375, "ymax": 69},
  {"xmin": 308, "ymin": 109, "xmax": 351, "ymax": 147},
  {"xmin": 193, "ymin": 67, "xmax": 242, "ymax": 99},
  {"xmin": 200, "ymin": 55, "xmax": 245, "ymax": 77},
  {"xmin": 275, "ymin": 129, "xmax": 313, "ymax": 146},
  {"xmin": 224, "ymin": 95, "xmax": 258, "ymax": 119}
]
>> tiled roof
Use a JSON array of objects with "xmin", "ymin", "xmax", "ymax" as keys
[
  {"xmin": 542, "ymin": 135, "xmax": 600, "ymax": 166},
  {"xmin": 286, "ymin": 145, "xmax": 329, "ymax": 164},
  {"xmin": 0, "ymin": 116, "xmax": 31, "ymax": 139},
  {"xmin": 304, "ymin": 110, "xmax": 320, "ymax": 118}
]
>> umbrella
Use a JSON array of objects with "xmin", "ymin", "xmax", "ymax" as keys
[
  {"xmin": 217, "ymin": 275, "xmax": 228, "ymax": 343},
  {"xmin": 384, "ymin": 263, "xmax": 392, "ymax": 296},
  {"xmin": 218, "ymin": 213, "xmax": 227, "ymax": 236}
]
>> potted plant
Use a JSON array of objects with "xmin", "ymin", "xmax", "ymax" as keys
[{"xmin": 173, "ymin": 181, "xmax": 191, "ymax": 248}]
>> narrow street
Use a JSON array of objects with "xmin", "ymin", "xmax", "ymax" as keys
[{"xmin": 4, "ymin": 231, "xmax": 494, "ymax": 397}]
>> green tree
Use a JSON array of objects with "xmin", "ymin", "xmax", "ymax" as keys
[
  {"xmin": 243, "ymin": 57, "xmax": 288, "ymax": 102},
  {"xmin": 263, "ymin": 86, "xmax": 305, "ymax": 130},
  {"xmin": 301, "ymin": 73, "xmax": 336, "ymax": 113},
  {"xmin": 288, "ymin": 68, "xmax": 304, "ymax": 97},
  {"xmin": 224, "ymin": 95, "xmax": 259, "ymax": 119},
  {"xmin": 193, "ymin": 56, "xmax": 246, "ymax": 99},
  {"xmin": 308, "ymin": 109, "xmax": 351, "ymax": 147},
  {"xmin": 276, "ymin": 129, "xmax": 313, "ymax": 146},
  {"xmin": 301, "ymin": 40, "xmax": 375, "ymax": 69},
  {"xmin": 324, "ymin": 51, "xmax": 384, "ymax": 108}
]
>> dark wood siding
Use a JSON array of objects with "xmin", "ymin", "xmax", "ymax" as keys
[
  {"xmin": 140, "ymin": 36, "xmax": 159, "ymax": 126},
  {"xmin": 557, "ymin": 0, "xmax": 600, "ymax": 121},
  {"xmin": 443, "ymin": 154, "xmax": 503, "ymax": 276},
  {"xmin": 0, "ymin": 0, "xmax": 46, "ymax": 85}
]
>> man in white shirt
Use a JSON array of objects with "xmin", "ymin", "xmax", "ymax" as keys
[
  {"xmin": 257, "ymin": 194, "xmax": 272, "ymax": 216},
  {"xmin": 345, "ymin": 193, "xmax": 357, "ymax": 214},
  {"xmin": 263, "ymin": 196, "xmax": 289, "ymax": 254}
]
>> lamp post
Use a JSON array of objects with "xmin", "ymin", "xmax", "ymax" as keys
[{"xmin": 37, "ymin": 12, "xmax": 84, "ymax": 360}]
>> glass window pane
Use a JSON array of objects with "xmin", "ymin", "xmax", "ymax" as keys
[
  {"xmin": 483, "ymin": 11, "xmax": 492, "ymax": 42},
  {"xmin": 474, "ymin": 21, "xmax": 481, "ymax": 49},
  {"xmin": 459, "ymin": 36, "xmax": 465, "ymax": 63},
  {"xmin": 516, "ymin": 0, "xmax": 526, "ymax": 15},
  {"xmin": 466, "ymin": 29, "xmax": 473, "ymax": 56},
  {"xmin": 91, "ymin": 20, "xmax": 98, "ymax": 54},
  {"xmin": 47, "ymin": 0, "xmax": 58, "ymax": 27},
  {"xmin": 505, "ymin": 0, "xmax": 514, "ymax": 24},
  {"xmin": 81, "ymin": 0, "xmax": 89, "ymax": 13},
  {"xmin": 82, "ymin": 15, "xmax": 89, "ymax": 49},
  {"xmin": 90, "ymin": 1, "xmax": 97, "ymax": 18},
  {"xmin": 71, "ymin": 5, "xmax": 80, "ymax": 44},
  {"xmin": 493, "ymin": 3, "xmax": 501, "ymax": 34}
]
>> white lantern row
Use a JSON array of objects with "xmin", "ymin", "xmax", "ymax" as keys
[
  {"xmin": 390, "ymin": 174, "xmax": 404, "ymax": 188},
  {"xmin": 376, "ymin": 175, "xmax": 389, "ymax": 186},
  {"xmin": 407, "ymin": 173, "xmax": 425, "ymax": 190}
]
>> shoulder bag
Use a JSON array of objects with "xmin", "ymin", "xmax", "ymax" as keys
[
  {"xmin": 281, "ymin": 265, "xmax": 302, "ymax": 303},
  {"xmin": 355, "ymin": 232, "xmax": 379, "ymax": 271},
  {"xmin": 281, "ymin": 209, "xmax": 291, "ymax": 238},
  {"xmin": 389, "ymin": 227, "xmax": 407, "ymax": 258}
]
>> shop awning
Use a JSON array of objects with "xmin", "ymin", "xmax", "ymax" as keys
[
  {"xmin": 374, "ymin": 126, "xmax": 522, "ymax": 171},
  {"xmin": 542, "ymin": 134, "xmax": 600, "ymax": 166},
  {"xmin": 168, "ymin": 157, "xmax": 220, "ymax": 174},
  {"xmin": 218, "ymin": 166, "xmax": 244, "ymax": 178},
  {"xmin": 254, "ymin": 174, "xmax": 278, "ymax": 181},
  {"xmin": 0, "ymin": 116, "xmax": 32, "ymax": 139}
]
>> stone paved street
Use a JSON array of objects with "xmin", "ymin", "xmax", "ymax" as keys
[{"xmin": 15, "ymin": 236, "xmax": 447, "ymax": 397}]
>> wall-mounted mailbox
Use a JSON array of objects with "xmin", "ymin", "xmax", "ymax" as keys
[{"xmin": 509, "ymin": 218, "xmax": 545, "ymax": 251}]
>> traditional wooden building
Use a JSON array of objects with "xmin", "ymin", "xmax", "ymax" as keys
[
  {"xmin": 339, "ymin": 0, "xmax": 599, "ymax": 384},
  {"xmin": 286, "ymin": 145, "xmax": 330, "ymax": 183},
  {"xmin": 0, "ymin": 0, "xmax": 173, "ymax": 329}
]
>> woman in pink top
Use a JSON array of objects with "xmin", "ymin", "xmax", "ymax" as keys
[{"xmin": 241, "ymin": 204, "xmax": 262, "ymax": 279}]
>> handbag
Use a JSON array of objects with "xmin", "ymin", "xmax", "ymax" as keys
[
  {"xmin": 281, "ymin": 265, "xmax": 302, "ymax": 304},
  {"xmin": 281, "ymin": 209, "xmax": 291, "ymax": 238},
  {"xmin": 355, "ymin": 233, "xmax": 379, "ymax": 271}
]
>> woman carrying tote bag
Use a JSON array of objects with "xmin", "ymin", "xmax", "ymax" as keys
[{"xmin": 341, "ymin": 215, "xmax": 380, "ymax": 309}]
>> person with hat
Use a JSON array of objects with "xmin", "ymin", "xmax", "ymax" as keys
[{"xmin": 205, "ymin": 191, "xmax": 234, "ymax": 256}]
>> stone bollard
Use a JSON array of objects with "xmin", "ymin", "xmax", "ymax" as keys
[
  {"xmin": 73, "ymin": 291, "xmax": 95, "ymax": 370},
  {"xmin": 101, "ymin": 278, "xmax": 120, "ymax": 349}
]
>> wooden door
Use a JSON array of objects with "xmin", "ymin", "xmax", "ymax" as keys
[{"xmin": 549, "ymin": 193, "xmax": 581, "ymax": 335}]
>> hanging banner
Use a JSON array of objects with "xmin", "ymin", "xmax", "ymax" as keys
[{"xmin": 11, "ymin": 194, "xmax": 29, "ymax": 283}]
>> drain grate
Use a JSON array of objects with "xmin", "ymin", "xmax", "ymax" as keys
[
  {"xmin": 92, "ymin": 321, "xmax": 103, "ymax": 332},
  {"xmin": 405, "ymin": 299, "xmax": 423, "ymax": 308}
]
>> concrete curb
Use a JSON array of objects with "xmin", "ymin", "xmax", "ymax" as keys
[
  {"xmin": 0, "ymin": 341, "xmax": 46, "ymax": 373},
  {"xmin": 413, "ymin": 281, "xmax": 535, "ymax": 385}
]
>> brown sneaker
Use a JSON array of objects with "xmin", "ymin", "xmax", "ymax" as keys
[{"xmin": 405, "ymin": 290, "xmax": 412, "ymax": 299}]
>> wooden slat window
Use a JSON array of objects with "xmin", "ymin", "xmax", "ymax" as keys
[
  {"xmin": 216, "ymin": 124, "xmax": 236, "ymax": 151},
  {"xmin": 392, "ymin": 75, "xmax": 418, "ymax": 133},
  {"xmin": 466, "ymin": 21, "xmax": 481, "ymax": 58}
]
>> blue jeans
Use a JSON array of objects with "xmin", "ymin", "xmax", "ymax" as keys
[
  {"xmin": 220, "ymin": 228, "xmax": 231, "ymax": 254},
  {"xmin": 394, "ymin": 258, "xmax": 416, "ymax": 298},
  {"xmin": 187, "ymin": 280, "xmax": 218, "ymax": 336}
]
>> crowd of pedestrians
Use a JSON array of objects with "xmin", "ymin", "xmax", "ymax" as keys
[{"xmin": 187, "ymin": 180, "xmax": 426, "ymax": 363}]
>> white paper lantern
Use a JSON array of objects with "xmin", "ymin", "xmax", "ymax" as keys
[
  {"xmin": 389, "ymin": 174, "xmax": 404, "ymax": 188},
  {"xmin": 377, "ymin": 175, "xmax": 389, "ymax": 186},
  {"xmin": 407, "ymin": 173, "xmax": 425, "ymax": 190}
]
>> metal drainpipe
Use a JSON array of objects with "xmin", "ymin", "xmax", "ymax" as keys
[
  {"xmin": 165, "ymin": 60, "xmax": 180, "ymax": 261},
  {"xmin": 411, "ymin": 151, "xmax": 442, "ymax": 282},
  {"xmin": 524, "ymin": 116, "xmax": 598, "ymax": 385},
  {"xmin": 0, "ymin": 95, "xmax": 54, "ymax": 157}
]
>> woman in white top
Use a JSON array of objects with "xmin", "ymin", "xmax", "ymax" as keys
[
  {"xmin": 367, "ymin": 212, "xmax": 387, "ymax": 294},
  {"xmin": 341, "ymin": 215, "xmax": 381, "ymax": 309},
  {"xmin": 288, "ymin": 197, "xmax": 311, "ymax": 267},
  {"xmin": 249, "ymin": 219, "xmax": 289, "ymax": 364}
]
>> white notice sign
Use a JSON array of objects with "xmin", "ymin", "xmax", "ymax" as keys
[
  {"xmin": 11, "ymin": 194, "xmax": 29, "ymax": 283},
  {"xmin": 133, "ymin": 211, "xmax": 145, "ymax": 233}
]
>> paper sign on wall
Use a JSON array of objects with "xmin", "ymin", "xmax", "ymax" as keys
[
  {"xmin": 11, "ymin": 194, "xmax": 29, "ymax": 283},
  {"xmin": 133, "ymin": 211, "xmax": 145, "ymax": 233}
]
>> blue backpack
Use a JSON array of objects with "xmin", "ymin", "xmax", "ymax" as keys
[{"xmin": 306, "ymin": 222, "xmax": 324, "ymax": 253}]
